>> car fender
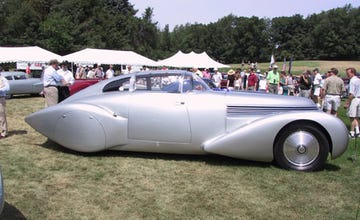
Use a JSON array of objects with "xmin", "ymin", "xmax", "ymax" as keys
[{"xmin": 203, "ymin": 111, "xmax": 348, "ymax": 162}]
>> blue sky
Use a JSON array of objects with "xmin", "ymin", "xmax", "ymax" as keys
[{"xmin": 129, "ymin": 0, "xmax": 360, "ymax": 30}]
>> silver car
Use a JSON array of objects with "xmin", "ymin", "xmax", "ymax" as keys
[
  {"xmin": 25, "ymin": 70, "xmax": 348, "ymax": 171},
  {"xmin": 2, "ymin": 71, "xmax": 43, "ymax": 98}
]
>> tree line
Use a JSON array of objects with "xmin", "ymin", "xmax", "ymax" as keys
[{"xmin": 0, "ymin": 0, "xmax": 359, "ymax": 64}]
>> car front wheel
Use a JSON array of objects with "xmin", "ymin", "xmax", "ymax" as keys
[{"xmin": 274, "ymin": 123, "xmax": 329, "ymax": 171}]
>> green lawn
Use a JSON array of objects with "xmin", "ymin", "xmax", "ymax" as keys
[{"xmin": 0, "ymin": 96, "xmax": 359, "ymax": 219}]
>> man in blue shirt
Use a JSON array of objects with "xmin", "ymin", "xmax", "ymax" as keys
[
  {"xmin": 0, "ymin": 66, "xmax": 10, "ymax": 138},
  {"xmin": 43, "ymin": 59, "xmax": 65, "ymax": 107}
]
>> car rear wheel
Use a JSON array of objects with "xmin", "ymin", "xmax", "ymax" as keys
[{"xmin": 274, "ymin": 123, "xmax": 329, "ymax": 171}]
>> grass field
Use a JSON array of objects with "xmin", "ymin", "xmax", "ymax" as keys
[
  {"xmin": 0, "ymin": 72, "xmax": 360, "ymax": 219},
  {"xmin": 230, "ymin": 60, "xmax": 360, "ymax": 76}
]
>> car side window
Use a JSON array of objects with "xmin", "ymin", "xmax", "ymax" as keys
[
  {"xmin": 14, "ymin": 75, "xmax": 26, "ymax": 80},
  {"xmin": 103, "ymin": 77, "xmax": 131, "ymax": 92},
  {"xmin": 5, "ymin": 76, "xmax": 12, "ymax": 80}
]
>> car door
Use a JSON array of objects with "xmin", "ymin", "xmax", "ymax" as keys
[{"xmin": 128, "ymin": 92, "xmax": 191, "ymax": 143}]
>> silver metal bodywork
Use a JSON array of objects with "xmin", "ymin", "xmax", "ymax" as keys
[
  {"xmin": 2, "ymin": 71, "xmax": 43, "ymax": 97},
  {"xmin": 25, "ymin": 70, "xmax": 348, "ymax": 167}
]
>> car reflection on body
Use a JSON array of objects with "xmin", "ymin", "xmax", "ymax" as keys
[{"xmin": 25, "ymin": 70, "xmax": 348, "ymax": 171}]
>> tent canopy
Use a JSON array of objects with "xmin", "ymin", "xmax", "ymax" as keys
[
  {"xmin": 157, "ymin": 51, "xmax": 229, "ymax": 68},
  {"xmin": 0, "ymin": 46, "xmax": 63, "ymax": 63},
  {"xmin": 62, "ymin": 48, "xmax": 157, "ymax": 66}
]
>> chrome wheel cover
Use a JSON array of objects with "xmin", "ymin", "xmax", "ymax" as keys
[{"xmin": 283, "ymin": 131, "xmax": 320, "ymax": 167}]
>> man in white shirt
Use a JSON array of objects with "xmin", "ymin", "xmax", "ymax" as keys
[
  {"xmin": 212, "ymin": 68, "xmax": 223, "ymax": 88},
  {"xmin": 57, "ymin": 61, "xmax": 75, "ymax": 102},
  {"xmin": 345, "ymin": 67, "xmax": 360, "ymax": 138},
  {"xmin": 312, "ymin": 68, "xmax": 323, "ymax": 108},
  {"xmin": 43, "ymin": 59, "xmax": 65, "ymax": 107},
  {"xmin": 106, "ymin": 65, "xmax": 115, "ymax": 79}
]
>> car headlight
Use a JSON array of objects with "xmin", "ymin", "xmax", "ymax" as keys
[{"xmin": 0, "ymin": 168, "xmax": 4, "ymax": 214}]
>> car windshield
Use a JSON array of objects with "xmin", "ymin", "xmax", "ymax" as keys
[{"xmin": 103, "ymin": 72, "xmax": 210, "ymax": 93}]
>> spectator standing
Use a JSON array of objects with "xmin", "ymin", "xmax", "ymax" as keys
[
  {"xmin": 57, "ymin": 61, "xmax": 75, "ymax": 102},
  {"xmin": 43, "ymin": 59, "xmax": 65, "ymax": 107},
  {"xmin": 246, "ymin": 68, "xmax": 258, "ymax": 91},
  {"xmin": 0, "ymin": 66, "xmax": 9, "ymax": 138},
  {"xmin": 227, "ymin": 69, "xmax": 236, "ymax": 91},
  {"xmin": 266, "ymin": 65, "xmax": 280, "ymax": 94},
  {"xmin": 344, "ymin": 67, "xmax": 360, "ymax": 138},
  {"xmin": 279, "ymin": 71, "xmax": 289, "ymax": 95},
  {"xmin": 287, "ymin": 73, "xmax": 294, "ymax": 95},
  {"xmin": 87, "ymin": 67, "xmax": 95, "ymax": 79},
  {"xmin": 76, "ymin": 65, "xmax": 86, "ymax": 79},
  {"xmin": 298, "ymin": 70, "xmax": 312, "ymax": 98},
  {"xmin": 312, "ymin": 68, "xmax": 323, "ymax": 108},
  {"xmin": 212, "ymin": 68, "xmax": 222, "ymax": 88},
  {"xmin": 25, "ymin": 63, "xmax": 31, "ymax": 78},
  {"xmin": 94, "ymin": 64, "xmax": 103, "ymax": 78},
  {"xmin": 202, "ymin": 69, "xmax": 211, "ymax": 79},
  {"xmin": 321, "ymin": 68, "xmax": 345, "ymax": 116},
  {"xmin": 240, "ymin": 69, "xmax": 245, "ymax": 90},
  {"xmin": 106, "ymin": 65, "xmax": 115, "ymax": 79},
  {"xmin": 234, "ymin": 70, "xmax": 241, "ymax": 91}
]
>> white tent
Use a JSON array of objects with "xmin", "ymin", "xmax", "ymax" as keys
[
  {"xmin": 0, "ymin": 46, "xmax": 63, "ymax": 63},
  {"xmin": 62, "ymin": 48, "xmax": 157, "ymax": 66},
  {"xmin": 157, "ymin": 51, "xmax": 229, "ymax": 68}
]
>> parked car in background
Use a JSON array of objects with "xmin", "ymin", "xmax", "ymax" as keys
[
  {"xmin": 26, "ymin": 70, "xmax": 349, "ymax": 171},
  {"xmin": 69, "ymin": 78, "xmax": 102, "ymax": 96},
  {"xmin": 1, "ymin": 71, "xmax": 43, "ymax": 98}
]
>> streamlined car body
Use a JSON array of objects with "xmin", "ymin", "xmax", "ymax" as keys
[{"xmin": 25, "ymin": 70, "xmax": 348, "ymax": 171}]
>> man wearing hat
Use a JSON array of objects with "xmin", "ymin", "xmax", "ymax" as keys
[
  {"xmin": 321, "ymin": 67, "xmax": 345, "ymax": 116},
  {"xmin": 227, "ymin": 69, "xmax": 236, "ymax": 91},
  {"xmin": 57, "ymin": 61, "xmax": 75, "ymax": 102},
  {"xmin": 0, "ymin": 66, "xmax": 9, "ymax": 138},
  {"xmin": 266, "ymin": 65, "xmax": 280, "ymax": 94},
  {"xmin": 43, "ymin": 59, "xmax": 65, "ymax": 107}
]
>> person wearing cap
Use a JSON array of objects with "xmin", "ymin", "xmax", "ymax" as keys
[
  {"xmin": 0, "ymin": 66, "xmax": 10, "ymax": 138},
  {"xmin": 266, "ymin": 65, "xmax": 280, "ymax": 94},
  {"xmin": 344, "ymin": 67, "xmax": 360, "ymax": 138},
  {"xmin": 321, "ymin": 67, "xmax": 345, "ymax": 116},
  {"xmin": 57, "ymin": 61, "xmax": 75, "ymax": 102},
  {"xmin": 212, "ymin": 68, "xmax": 223, "ymax": 88},
  {"xmin": 298, "ymin": 70, "xmax": 313, "ymax": 98},
  {"xmin": 43, "ymin": 59, "xmax": 65, "ymax": 107}
]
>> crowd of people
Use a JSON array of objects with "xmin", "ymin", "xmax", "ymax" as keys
[{"xmin": 199, "ymin": 64, "xmax": 359, "ymax": 138}]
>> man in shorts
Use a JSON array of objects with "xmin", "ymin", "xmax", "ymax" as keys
[
  {"xmin": 344, "ymin": 67, "xmax": 360, "ymax": 138},
  {"xmin": 321, "ymin": 68, "xmax": 345, "ymax": 116}
]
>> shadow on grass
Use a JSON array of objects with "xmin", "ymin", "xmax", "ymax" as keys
[
  {"xmin": 7, "ymin": 130, "xmax": 27, "ymax": 137},
  {"xmin": 38, "ymin": 139, "xmax": 270, "ymax": 169},
  {"xmin": 38, "ymin": 139, "xmax": 343, "ymax": 171},
  {"xmin": 0, "ymin": 202, "xmax": 27, "ymax": 220}
]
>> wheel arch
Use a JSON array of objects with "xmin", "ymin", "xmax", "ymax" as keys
[{"xmin": 273, "ymin": 120, "xmax": 332, "ymax": 157}]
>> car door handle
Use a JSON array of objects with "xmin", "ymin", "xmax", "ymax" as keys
[{"xmin": 175, "ymin": 101, "xmax": 185, "ymax": 105}]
